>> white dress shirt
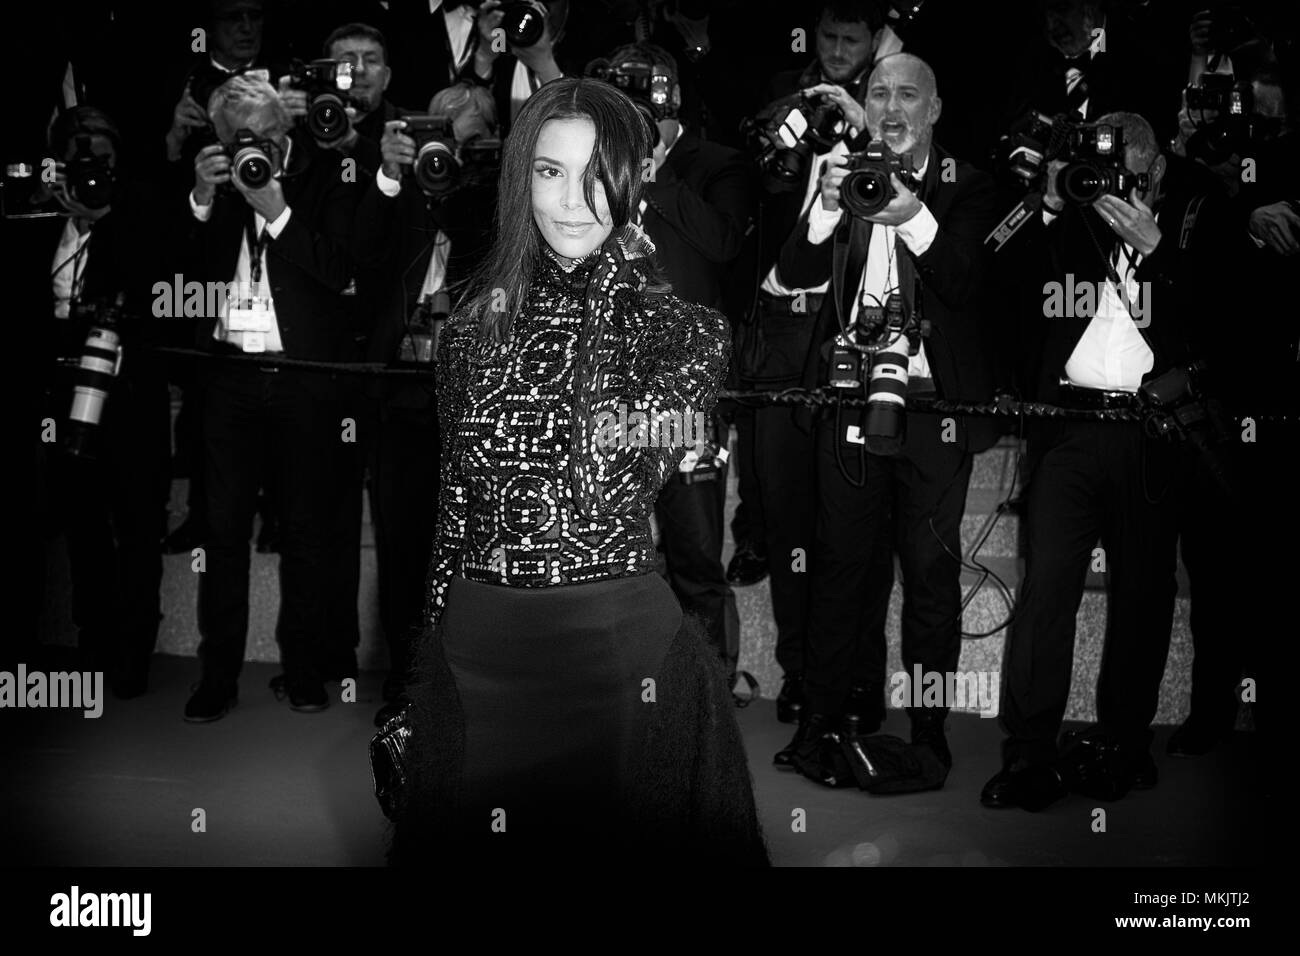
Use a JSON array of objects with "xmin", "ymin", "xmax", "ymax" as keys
[
  {"xmin": 51, "ymin": 219, "xmax": 92, "ymax": 319},
  {"xmin": 430, "ymin": 0, "xmax": 477, "ymax": 78},
  {"xmin": 1062, "ymin": 221, "xmax": 1157, "ymax": 391},
  {"xmin": 189, "ymin": 140, "xmax": 295, "ymax": 353},
  {"xmin": 1066, "ymin": 24, "xmax": 1107, "ymax": 118},
  {"xmin": 805, "ymin": 157, "xmax": 938, "ymax": 379}
]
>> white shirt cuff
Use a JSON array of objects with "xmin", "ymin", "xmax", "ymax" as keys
[
  {"xmin": 377, "ymin": 168, "xmax": 402, "ymax": 197},
  {"xmin": 807, "ymin": 198, "xmax": 843, "ymax": 245},
  {"xmin": 190, "ymin": 190, "xmax": 213, "ymax": 221},
  {"xmin": 896, "ymin": 203, "xmax": 938, "ymax": 255},
  {"xmin": 264, "ymin": 205, "xmax": 292, "ymax": 239}
]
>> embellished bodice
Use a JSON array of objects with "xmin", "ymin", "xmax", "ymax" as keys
[{"xmin": 424, "ymin": 239, "xmax": 730, "ymax": 626}]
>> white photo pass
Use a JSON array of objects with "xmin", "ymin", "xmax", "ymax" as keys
[{"xmin": 227, "ymin": 286, "xmax": 273, "ymax": 333}]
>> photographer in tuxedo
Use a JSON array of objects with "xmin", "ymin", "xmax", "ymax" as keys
[
  {"xmin": 182, "ymin": 74, "xmax": 363, "ymax": 721},
  {"xmin": 352, "ymin": 80, "xmax": 499, "ymax": 726},
  {"xmin": 982, "ymin": 110, "xmax": 1234, "ymax": 810},
  {"xmin": 772, "ymin": 52, "xmax": 1000, "ymax": 784}
]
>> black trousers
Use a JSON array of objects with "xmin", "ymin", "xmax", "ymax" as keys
[
  {"xmin": 1177, "ymin": 441, "xmax": 1245, "ymax": 733},
  {"xmin": 1000, "ymin": 419, "xmax": 1180, "ymax": 765},
  {"xmin": 368, "ymin": 403, "xmax": 440, "ymax": 694},
  {"xmin": 196, "ymin": 366, "xmax": 350, "ymax": 690},
  {"xmin": 655, "ymin": 409, "xmax": 740, "ymax": 684},
  {"xmin": 46, "ymin": 368, "xmax": 172, "ymax": 677},
  {"xmin": 806, "ymin": 408, "xmax": 969, "ymax": 718},
  {"xmin": 749, "ymin": 297, "xmax": 819, "ymax": 677}
]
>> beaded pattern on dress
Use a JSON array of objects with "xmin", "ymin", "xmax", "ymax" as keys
[{"xmin": 423, "ymin": 226, "xmax": 731, "ymax": 625}]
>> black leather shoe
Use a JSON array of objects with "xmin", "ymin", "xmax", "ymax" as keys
[
  {"xmin": 1167, "ymin": 718, "xmax": 1221, "ymax": 757},
  {"xmin": 162, "ymin": 518, "xmax": 207, "ymax": 555},
  {"xmin": 776, "ymin": 674, "xmax": 804, "ymax": 724},
  {"xmin": 184, "ymin": 682, "xmax": 237, "ymax": 723},
  {"xmin": 844, "ymin": 685, "xmax": 884, "ymax": 737},
  {"xmin": 270, "ymin": 674, "xmax": 330, "ymax": 712},
  {"xmin": 774, "ymin": 712, "xmax": 833, "ymax": 769},
  {"xmin": 980, "ymin": 761, "xmax": 1067, "ymax": 811},
  {"xmin": 725, "ymin": 545, "xmax": 768, "ymax": 586}
]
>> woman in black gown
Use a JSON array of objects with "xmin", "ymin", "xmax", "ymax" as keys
[{"xmin": 388, "ymin": 77, "xmax": 768, "ymax": 867}]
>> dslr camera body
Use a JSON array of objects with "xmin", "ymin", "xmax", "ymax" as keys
[
  {"xmin": 829, "ymin": 292, "xmax": 922, "ymax": 456},
  {"xmin": 1000, "ymin": 112, "xmax": 1147, "ymax": 205},
  {"xmin": 1183, "ymin": 72, "xmax": 1276, "ymax": 163},
  {"xmin": 585, "ymin": 57, "xmax": 680, "ymax": 148},
  {"xmin": 840, "ymin": 140, "xmax": 915, "ymax": 219},
  {"xmin": 401, "ymin": 114, "xmax": 501, "ymax": 198},
  {"xmin": 288, "ymin": 58, "xmax": 360, "ymax": 146},
  {"xmin": 745, "ymin": 91, "xmax": 846, "ymax": 192},
  {"xmin": 222, "ymin": 129, "xmax": 279, "ymax": 191}
]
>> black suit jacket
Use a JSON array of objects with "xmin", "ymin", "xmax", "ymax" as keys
[
  {"xmin": 352, "ymin": 166, "xmax": 496, "ymax": 411},
  {"xmin": 384, "ymin": 1, "xmax": 468, "ymax": 112},
  {"xmin": 184, "ymin": 132, "xmax": 363, "ymax": 384},
  {"xmin": 777, "ymin": 141, "xmax": 1002, "ymax": 452},
  {"xmin": 1009, "ymin": 153, "xmax": 1234, "ymax": 413},
  {"xmin": 642, "ymin": 127, "xmax": 753, "ymax": 311},
  {"xmin": 1003, "ymin": 7, "xmax": 1185, "ymax": 147}
]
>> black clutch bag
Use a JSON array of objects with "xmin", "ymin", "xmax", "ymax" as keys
[{"xmin": 369, "ymin": 703, "xmax": 413, "ymax": 820}]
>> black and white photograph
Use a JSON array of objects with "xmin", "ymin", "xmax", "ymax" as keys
[{"xmin": 1, "ymin": 0, "xmax": 1288, "ymax": 933}]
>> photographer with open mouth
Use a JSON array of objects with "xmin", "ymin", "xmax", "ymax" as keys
[{"xmin": 771, "ymin": 52, "xmax": 1001, "ymax": 790}]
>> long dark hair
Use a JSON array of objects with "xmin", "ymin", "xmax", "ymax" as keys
[{"xmin": 459, "ymin": 77, "xmax": 655, "ymax": 345}]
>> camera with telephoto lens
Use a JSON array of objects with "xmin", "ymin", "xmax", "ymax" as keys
[
  {"xmin": 840, "ymin": 140, "xmax": 916, "ymax": 219},
  {"xmin": 860, "ymin": 293, "xmax": 917, "ymax": 456},
  {"xmin": 62, "ymin": 292, "xmax": 126, "ymax": 460},
  {"xmin": 1054, "ymin": 121, "xmax": 1149, "ymax": 205},
  {"xmin": 501, "ymin": 1, "xmax": 550, "ymax": 48},
  {"xmin": 1183, "ymin": 72, "xmax": 1276, "ymax": 163},
  {"xmin": 744, "ymin": 91, "xmax": 847, "ymax": 193},
  {"xmin": 289, "ymin": 58, "xmax": 359, "ymax": 145},
  {"xmin": 222, "ymin": 128, "xmax": 278, "ymax": 190},
  {"xmin": 585, "ymin": 57, "xmax": 679, "ymax": 149}
]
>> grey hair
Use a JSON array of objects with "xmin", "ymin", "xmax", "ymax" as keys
[
  {"xmin": 207, "ymin": 73, "xmax": 290, "ymax": 142},
  {"xmin": 1095, "ymin": 110, "xmax": 1160, "ymax": 169}
]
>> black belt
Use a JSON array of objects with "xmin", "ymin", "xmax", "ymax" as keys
[
  {"xmin": 758, "ymin": 291, "xmax": 825, "ymax": 316},
  {"xmin": 213, "ymin": 341, "xmax": 283, "ymax": 372},
  {"xmin": 1059, "ymin": 383, "xmax": 1139, "ymax": 410}
]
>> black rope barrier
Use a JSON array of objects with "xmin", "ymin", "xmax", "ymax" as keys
[{"xmin": 145, "ymin": 346, "xmax": 1297, "ymax": 423}]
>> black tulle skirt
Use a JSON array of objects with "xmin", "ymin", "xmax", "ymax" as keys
[{"xmin": 389, "ymin": 573, "xmax": 768, "ymax": 867}]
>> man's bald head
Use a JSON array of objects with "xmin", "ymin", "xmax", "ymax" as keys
[
  {"xmin": 865, "ymin": 53, "xmax": 942, "ymax": 160},
  {"xmin": 869, "ymin": 53, "xmax": 938, "ymax": 99}
]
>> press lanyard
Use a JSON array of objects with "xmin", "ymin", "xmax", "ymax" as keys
[{"xmin": 245, "ymin": 215, "xmax": 270, "ymax": 288}]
